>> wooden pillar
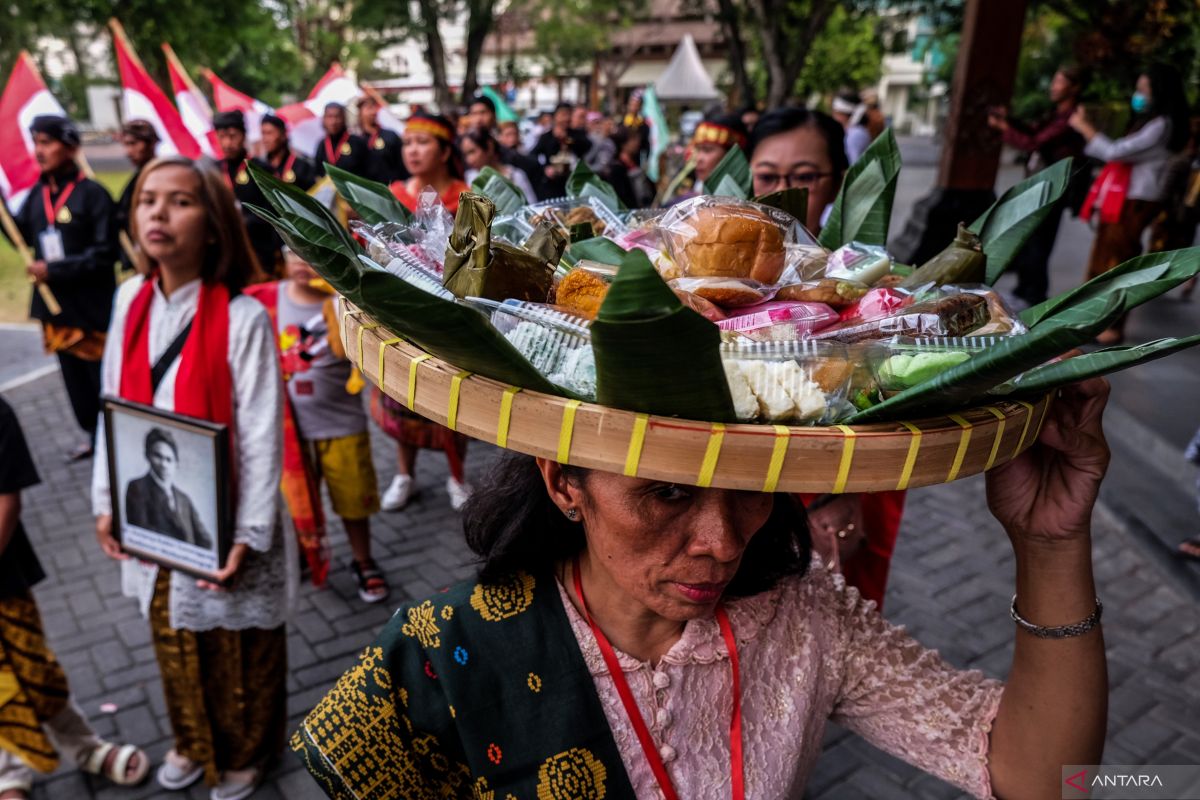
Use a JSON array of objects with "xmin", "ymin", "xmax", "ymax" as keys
[
  {"xmin": 938, "ymin": 0, "xmax": 1029, "ymax": 189},
  {"xmin": 893, "ymin": 0, "xmax": 1029, "ymax": 265}
]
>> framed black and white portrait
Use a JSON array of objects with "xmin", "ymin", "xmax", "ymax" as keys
[{"xmin": 103, "ymin": 397, "xmax": 232, "ymax": 581}]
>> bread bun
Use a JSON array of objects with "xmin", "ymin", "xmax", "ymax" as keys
[{"xmin": 674, "ymin": 205, "xmax": 786, "ymax": 284}]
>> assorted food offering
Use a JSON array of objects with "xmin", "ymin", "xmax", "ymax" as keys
[{"xmin": 249, "ymin": 134, "xmax": 1200, "ymax": 437}]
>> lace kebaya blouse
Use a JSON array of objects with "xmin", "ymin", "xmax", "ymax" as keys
[{"xmin": 556, "ymin": 561, "xmax": 1003, "ymax": 799}]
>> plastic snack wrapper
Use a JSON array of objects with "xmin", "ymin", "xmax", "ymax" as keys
[
  {"xmin": 411, "ymin": 188, "xmax": 456, "ymax": 269},
  {"xmin": 519, "ymin": 197, "xmax": 628, "ymax": 241},
  {"xmin": 465, "ymin": 297, "xmax": 597, "ymax": 400},
  {"xmin": 938, "ymin": 284, "xmax": 1029, "ymax": 337},
  {"xmin": 669, "ymin": 277, "xmax": 779, "ymax": 308},
  {"xmin": 719, "ymin": 339, "xmax": 853, "ymax": 424},
  {"xmin": 659, "ymin": 196, "xmax": 817, "ymax": 286},
  {"xmin": 717, "ymin": 301, "xmax": 839, "ymax": 338},
  {"xmin": 775, "ymin": 278, "xmax": 869, "ymax": 309},
  {"xmin": 351, "ymin": 220, "xmax": 428, "ymax": 269},
  {"xmin": 673, "ymin": 289, "xmax": 727, "ymax": 322},
  {"xmin": 867, "ymin": 336, "xmax": 1006, "ymax": 397},
  {"xmin": 813, "ymin": 292, "xmax": 989, "ymax": 343},
  {"xmin": 358, "ymin": 252, "xmax": 454, "ymax": 300},
  {"xmin": 786, "ymin": 243, "xmax": 831, "ymax": 281},
  {"xmin": 837, "ymin": 287, "xmax": 913, "ymax": 322},
  {"xmin": 824, "ymin": 241, "xmax": 893, "ymax": 286}
]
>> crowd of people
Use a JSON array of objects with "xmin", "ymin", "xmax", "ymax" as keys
[{"xmin": 0, "ymin": 60, "xmax": 1195, "ymax": 798}]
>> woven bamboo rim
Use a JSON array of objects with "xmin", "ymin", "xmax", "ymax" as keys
[{"xmin": 342, "ymin": 303, "xmax": 1053, "ymax": 493}]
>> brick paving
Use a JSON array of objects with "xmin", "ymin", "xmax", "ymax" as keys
[{"xmin": 4, "ymin": 368, "xmax": 1197, "ymax": 800}]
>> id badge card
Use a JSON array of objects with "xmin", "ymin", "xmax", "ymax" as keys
[{"xmin": 39, "ymin": 227, "xmax": 65, "ymax": 263}]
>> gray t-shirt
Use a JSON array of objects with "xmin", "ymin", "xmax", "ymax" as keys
[{"xmin": 276, "ymin": 282, "xmax": 367, "ymax": 440}]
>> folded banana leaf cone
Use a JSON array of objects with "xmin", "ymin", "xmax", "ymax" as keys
[{"xmin": 443, "ymin": 193, "xmax": 564, "ymax": 302}]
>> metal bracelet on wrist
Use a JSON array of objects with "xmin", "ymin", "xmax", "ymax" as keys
[{"xmin": 1010, "ymin": 595, "xmax": 1103, "ymax": 639}]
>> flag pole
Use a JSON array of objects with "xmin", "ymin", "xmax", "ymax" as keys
[{"xmin": 0, "ymin": 201, "xmax": 62, "ymax": 316}]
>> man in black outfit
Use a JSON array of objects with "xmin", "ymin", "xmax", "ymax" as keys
[
  {"xmin": 124, "ymin": 428, "xmax": 213, "ymax": 550},
  {"xmin": 214, "ymin": 109, "xmax": 280, "ymax": 276},
  {"xmin": 472, "ymin": 94, "xmax": 547, "ymax": 198},
  {"xmin": 313, "ymin": 102, "xmax": 369, "ymax": 177},
  {"xmin": 531, "ymin": 102, "xmax": 592, "ymax": 198},
  {"xmin": 115, "ymin": 120, "xmax": 157, "ymax": 273},
  {"xmin": 356, "ymin": 96, "xmax": 407, "ymax": 185},
  {"xmin": 11, "ymin": 116, "xmax": 116, "ymax": 461},
  {"xmin": 256, "ymin": 114, "xmax": 318, "ymax": 191}
]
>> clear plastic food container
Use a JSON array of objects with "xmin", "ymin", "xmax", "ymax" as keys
[{"xmin": 719, "ymin": 339, "xmax": 853, "ymax": 424}]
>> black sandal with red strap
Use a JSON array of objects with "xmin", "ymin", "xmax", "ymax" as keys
[{"xmin": 351, "ymin": 560, "xmax": 390, "ymax": 604}]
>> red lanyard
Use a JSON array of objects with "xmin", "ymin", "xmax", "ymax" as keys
[
  {"xmin": 277, "ymin": 152, "xmax": 296, "ymax": 180},
  {"xmin": 571, "ymin": 558, "xmax": 745, "ymax": 800},
  {"xmin": 222, "ymin": 161, "xmax": 245, "ymax": 190},
  {"xmin": 42, "ymin": 177, "xmax": 79, "ymax": 227},
  {"xmin": 324, "ymin": 131, "xmax": 350, "ymax": 165}
]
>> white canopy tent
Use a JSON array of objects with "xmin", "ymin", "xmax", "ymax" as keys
[{"xmin": 654, "ymin": 34, "xmax": 720, "ymax": 102}]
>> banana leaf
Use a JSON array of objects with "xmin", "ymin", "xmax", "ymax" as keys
[
  {"xmin": 1021, "ymin": 248, "xmax": 1200, "ymax": 327},
  {"xmin": 818, "ymin": 129, "xmax": 901, "ymax": 249},
  {"xmin": 247, "ymin": 165, "xmax": 365, "ymax": 302},
  {"xmin": 848, "ymin": 290, "xmax": 1131, "ymax": 422},
  {"xmin": 324, "ymin": 164, "xmax": 412, "ymax": 224},
  {"xmin": 591, "ymin": 249, "xmax": 735, "ymax": 421},
  {"xmin": 754, "ymin": 187, "xmax": 809, "ymax": 228},
  {"xmin": 354, "ymin": 266, "xmax": 564, "ymax": 395},
  {"xmin": 564, "ymin": 236, "xmax": 628, "ymax": 268},
  {"xmin": 443, "ymin": 193, "xmax": 559, "ymax": 301},
  {"xmin": 471, "ymin": 166, "xmax": 526, "ymax": 216},
  {"xmin": 524, "ymin": 220, "xmax": 569, "ymax": 266},
  {"xmin": 991, "ymin": 334, "xmax": 1200, "ymax": 398},
  {"xmin": 705, "ymin": 144, "xmax": 751, "ymax": 199},
  {"xmin": 968, "ymin": 158, "xmax": 1073, "ymax": 284},
  {"xmin": 566, "ymin": 160, "xmax": 626, "ymax": 213}
]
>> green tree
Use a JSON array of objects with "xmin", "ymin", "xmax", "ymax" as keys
[{"xmin": 796, "ymin": 5, "xmax": 884, "ymax": 97}]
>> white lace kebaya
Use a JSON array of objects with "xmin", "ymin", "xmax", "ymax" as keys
[
  {"xmin": 91, "ymin": 275, "xmax": 297, "ymax": 631},
  {"xmin": 557, "ymin": 561, "xmax": 1002, "ymax": 800}
]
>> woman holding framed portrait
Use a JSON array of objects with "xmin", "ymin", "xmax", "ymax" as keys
[{"xmin": 90, "ymin": 156, "xmax": 291, "ymax": 800}]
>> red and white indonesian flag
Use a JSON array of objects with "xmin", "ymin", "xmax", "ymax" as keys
[
  {"xmin": 204, "ymin": 69, "xmax": 273, "ymax": 146},
  {"xmin": 277, "ymin": 65, "xmax": 405, "ymax": 156},
  {"xmin": 0, "ymin": 52, "xmax": 68, "ymax": 213},
  {"xmin": 162, "ymin": 43, "xmax": 218, "ymax": 158},
  {"xmin": 275, "ymin": 64, "xmax": 363, "ymax": 156},
  {"xmin": 110, "ymin": 19, "xmax": 203, "ymax": 160}
]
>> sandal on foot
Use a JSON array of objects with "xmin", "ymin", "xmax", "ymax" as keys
[
  {"xmin": 81, "ymin": 741, "xmax": 149, "ymax": 786},
  {"xmin": 1178, "ymin": 536, "xmax": 1200, "ymax": 561},
  {"xmin": 0, "ymin": 779, "xmax": 31, "ymax": 800},
  {"xmin": 351, "ymin": 560, "xmax": 390, "ymax": 604},
  {"xmin": 210, "ymin": 766, "xmax": 263, "ymax": 800},
  {"xmin": 157, "ymin": 750, "xmax": 204, "ymax": 791}
]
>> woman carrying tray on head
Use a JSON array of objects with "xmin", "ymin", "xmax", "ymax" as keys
[
  {"xmin": 747, "ymin": 108, "xmax": 906, "ymax": 606},
  {"xmin": 90, "ymin": 157, "xmax": 291, "ymax": 799},
  {"xmin": 294, "ymin": 377, "xmax": 1110, "ymax": 799},
  {"xmin": 389, "ymin": 112, "xmax": 470, "ymax": 215}
]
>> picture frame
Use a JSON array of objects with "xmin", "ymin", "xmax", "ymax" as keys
[{"xmin": 103, "ymin": 396, "xmax": 232, "ymax": 582}]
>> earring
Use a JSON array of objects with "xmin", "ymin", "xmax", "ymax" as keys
[{"xmin": 565, "ymin": 508, "xmax": 579, "ymax": 521}]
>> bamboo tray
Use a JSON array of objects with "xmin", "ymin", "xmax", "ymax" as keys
[{"xmin": 342, "ymin": 304, "xmax": 1053, "ymax": 494}]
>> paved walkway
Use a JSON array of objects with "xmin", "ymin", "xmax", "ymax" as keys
[{"xmin": 2, "ymin": 366, "xmax": 1195, "ymax": 800}]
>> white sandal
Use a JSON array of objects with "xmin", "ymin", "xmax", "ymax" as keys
[
  {"xmin": 210, "ymin": 765, "xmax": 264, "ymax": 800},
  {"xmin": 80, "ymin": 741, "xmax": 150, "ymax": 786},
  {"xmin": 156, "ymin": 749, "xmax": 204, "ymax": 791},
  {"xmin": 0, "ymin": 777, "xmax": 31, "ymax": 800}
]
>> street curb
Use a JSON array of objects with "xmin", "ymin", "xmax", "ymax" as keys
[{"xmin": 1100, "ymin": 403, "xmax": 1200, "ymax": 603}]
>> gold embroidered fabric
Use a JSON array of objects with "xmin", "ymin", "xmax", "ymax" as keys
[
  {"xmin": 149, "ymin": 571, "xmax": 287, "ymax": 785},
  {"xmin": 0, "ymin": 592, "xmax": 68, "ymax": 773}
]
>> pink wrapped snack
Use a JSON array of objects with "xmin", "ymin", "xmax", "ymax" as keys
[
  {"xmin": 717, "ymin": 301, "xmax": 839, "ymax": 337},
  {"xmin": 838, "ymin": 287, "xmax": 911, "ymax": 322}
]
